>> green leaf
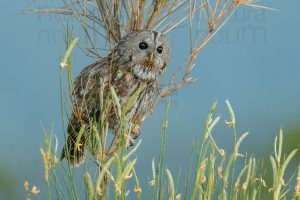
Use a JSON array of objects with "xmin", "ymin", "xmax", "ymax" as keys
[
  {"xmin": 270, "ymin": 155, "xmax": 278, "ymax": 187},
  {"xmin": 123, "ymin": 140, "xmax": 142, "ymax": 161},
  {"xmin": 281, "ymin": 149, "xmax": 298, "ymax": 178},
  {"xmin": 121, "ymin": 159, "xmax": 137, "ymax": 182},
  {"xmin": 123, "ymin": 86, "xmax": 145, "ymax": 114},
  {"xmin": 60, "ymin": 37, "xmax": 79, "ymax": 68},
  {"xmin": 166, "ymin": 169, "xmax": 175, "ymax": 200},
  {"xmin": 110, "ymin": 86, "xmax": 122, "ymax": 118},
  {"xmin": 96, "ymin": 156, "xmax": 115, "ymax": 194},
  {"xmin": 84, "ymin": 172, "xmax": 95, "ymax": 200}
]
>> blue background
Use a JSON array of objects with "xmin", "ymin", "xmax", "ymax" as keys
[{"xmin": 0, "ymin": 1, "xmax": 300, "ymax": 199}]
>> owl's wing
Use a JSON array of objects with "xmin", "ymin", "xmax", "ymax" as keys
[
  {"xmin": 61, "ymin": 57, "xmax": 112, "ymax": 166},
  {"xmin": 71, "ymin": 56, "xmax": 117, "ymax": 130}
]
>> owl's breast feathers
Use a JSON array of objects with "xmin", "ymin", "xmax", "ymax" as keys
[
  {"xmin": 70, "ymin": 56, "xmax": 158, "ymax": 133},
  {"xmin": 112, "ymin": 68, "xmax": 157, "ymax": 125}
]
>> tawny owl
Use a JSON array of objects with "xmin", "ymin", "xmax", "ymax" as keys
[{"xmin": 61, "ymin": 30, "xmax": 170, "ymax": 166}]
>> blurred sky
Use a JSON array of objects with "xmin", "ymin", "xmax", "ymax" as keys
[{"xmin": 0, "ymin": 0, "xmax": 300, "ymax": 199}]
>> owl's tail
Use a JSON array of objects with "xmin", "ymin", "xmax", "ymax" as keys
[
  {"xmin": 61, "ymin": 124, "xmax": 86, "ymax": 167},
  {"xmin": 61, "ymin": 139, "xmax": 86, "ymax": 167}
]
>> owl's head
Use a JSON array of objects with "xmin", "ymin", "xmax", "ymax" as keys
[{"xmin": 115, "ymin": 30, "xmax": 170, "ymax": 81}]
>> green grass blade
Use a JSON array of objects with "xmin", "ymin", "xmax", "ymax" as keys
[
  {"xmin": 166, "ymin": 169, "xmax": 175, "ymax": 200},
  {"xmin": 60, "ymin": 37, "xmax": 79, "ymax": 68}
]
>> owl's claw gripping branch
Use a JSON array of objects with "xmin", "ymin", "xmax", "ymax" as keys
[
  {"xmin": 130, "ymin": 125, "xmax": 141, "ymax": 139},
  {"xmin": 129, "ymin": 138, "xmax": 135, "ymax": 147}
]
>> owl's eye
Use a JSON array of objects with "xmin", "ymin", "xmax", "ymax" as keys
[
  {"xmin": 157, "ymin": 46, "xmax": 163, "ymax": 54},
  {"xmin": 139, "ymin": 42, "xmax": 148, "ymax": 50}
]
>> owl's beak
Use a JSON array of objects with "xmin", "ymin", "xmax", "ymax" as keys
[{"xmin": 148, "ymin": 53, "xmax": 154, "ymax": 62}]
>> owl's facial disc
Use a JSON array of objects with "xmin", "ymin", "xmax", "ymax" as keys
[
  {"xmin": 132, "ymin": 40, "xmax": 167, "ymax": 81},
  {"xmin": 116, "ymin": 30, "xmax": 170, "ymax": 81}
]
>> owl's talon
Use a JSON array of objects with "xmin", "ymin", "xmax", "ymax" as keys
[
  {"xmin": 130, "ymin": 138, "xmax": 135, "ymax": 146},
  {"xmin": 131, "ymin": 126, "xmax": 141, "ymax": 139},
  {"xmin": 124, "ymin": 133, "xmax": 135, "ymax": 148}
]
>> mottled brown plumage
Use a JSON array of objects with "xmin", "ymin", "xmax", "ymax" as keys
[{"xmin": 61, "ymin": 30, "xmax": 170, "ymax": 166}]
